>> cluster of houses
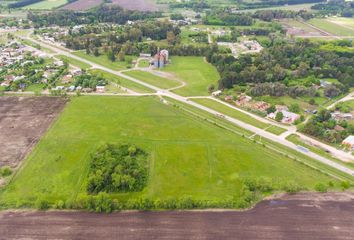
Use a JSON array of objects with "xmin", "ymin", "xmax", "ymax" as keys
[
  {"xmin": 216, "ymin": 40, "xmax": 263, "ymax": 57},
  {"xmin": 267, "ymin": 105, "xmax": 301, "ymax": 124}
]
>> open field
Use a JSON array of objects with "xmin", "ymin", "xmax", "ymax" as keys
[
  {"xmin": 308, "ymin": 18, "xmax": 354, "ymax": 37},
  {"xmin": 163, "ymin": 56, "xmax": 220, "ymax": 96},
  {"xmin": 0, "ymin": 96, "xmax": 67, "ymax": 168},
  {"xmin": 0, "ymin": 96, "xmax": 338, "ymax": 207},
  {"xmin": 89, "ymin": 69, "xmax": 155, "ymax": 93},
  {"xmin": 61, "ymin": 0, "xmax": 103, "ymax": 10},
  {"xmin": 73, "ymin": 51, "xmax": 135, "ymax": 71},
  {"xmin": 280, "ymin": 19, "xmax": 328, "ymax": 38},
  {"xmin": 56, "ymin": 55, "xmax": 91, "ymax": 70},
  {"xmin": 124, "ymin": 70, "xmax": 181, "ymax": 89},
  {"xmin": 191, "ymin": 98, "xmax": 287, "ymax": 135},
  {"xmin": 327, "ymin": 17, "xmax": 354, "ymax": 29},
  {"xmin": 24, "ymin": 0, "xmax": 68, "ymax": 10},
  {"xmin": 2, "ymin": 192, "xmax": 354, "ymax": 239},
  {"xmin": 110, "ymin": 0, "xmax": 158, "ymax": 11},
  {"xmin": 237, "ymin": 3, "xmax": 317, "ymax": 13}
]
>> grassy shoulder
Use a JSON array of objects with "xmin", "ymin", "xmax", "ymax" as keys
[
  {"xmin": 123, "ymin": 70, "xmax": 181, "ymax": 89},
  {"xmin": 163, "ymin": 56, "xmax": 220, "ymax": 96},
  {"xmin": 191, "ymin": 98, "xmax": 287, "ymax": 135},
  {"xmin": 73, "ymin": 51, "xmax": 136, "ymax": 71},
  {"xmin": 56, "ymin": 55, "xmax": 91, "ymax": 70},
  {"xmin": 0, "ymin": 96, "xmax": 340, "ymax": 210},
  {"xmin": 308, "ymin": 18, "xmax": 354, "ymax": 36},
  {"xmin": 89, "ymin": 69, "xmax": 155, "ymax": 94}
]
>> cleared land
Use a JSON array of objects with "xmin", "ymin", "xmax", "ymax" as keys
[
  {"xmin": 124, "ymin": 70, "xmax": 181, "ymax": 89},
  {"xmin": 2, "ymin": 192, "xmax": 354, "ymax": 239},
  {"xmin": 73, "ymin": 51, "xmax": 135, "ymax": 71},
  {"xmin": 0, "ymin": 96, "xmax": 336, "ymax": 207},
  {"xmin": 56, "ymin": 55, "xmax": 91, "ymax": 70},
  {"xmin": 110, "ymin": 0, "xmax": 158, "ymax": 11},
  {"xmin": 24, "ymin": 0, "xmax": 68, "ymax": 10},
  {"xmin": 89, "ymin": 69, "xmax": 155, "ymax": 93},
  {"xmin": 163, "ymin": 56, "xmax": 220, "ymax": 96},
  {"xmin": 191, "ymin": 98, "xmax": 287, "ymax": 135},
  {"xmin": 61, "ymin": 0, "xmax": 103, "ymax": 11},
  {"xmin": 308, "ymin": 18, "xmax": 354, "ymax": 37},
  {"xmin": 0, "ymin": 96, "xmax": 67, "ymax": 168}
]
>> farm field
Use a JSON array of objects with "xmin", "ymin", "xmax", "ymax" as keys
[
  {"xmin": 236, "ymin": 3, "xmax": 317, "ymax": 13},
  {"xmin": 191, "ymin": 98, "xmax": 287, "ymax": 135},
  {"xmin": 61, "ymin": 0, "xmax": 103, "ymax": 10},
  {"xmin": 0, "ymin": 96, "xmax": 338, "ymax": 208},
  {"xmin": 73, "ymin": 51, "xmax": 136, "ymax": 71},
  {"xmin": 327, "ymin": 17, "xmax": 354, "ymax": 28},
  {"xmin": 24, "ymin": 0, "xmax": 68, "ymax": 10},
  {"xmin": 110, "ymin": 0, "xmax": 159, "ymax": 11},
  {"xmin": 163, "ymin": 56, "xmax": 220, "ymax": 96},
  {"xmin": 89, "ymin": 69, "xmax": 155, "ymax": 93},
  {"xmin": 308, "ymin": 18, "xmax": 354, "ymax": 36},
  {"xmin": 124, "ymin": 70, "xmax": 181, "ymax": 89},
  {"xmin": 56, "ymin": 55, "xmax": 91, "ymax": 70}
]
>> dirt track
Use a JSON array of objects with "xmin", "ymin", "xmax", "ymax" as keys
[
  {"xmin": 0, "ymin": 96, "xmax": 67, "ymax": 168},
  {"xmin": 1, "ymin": 192, "xmax": 354, "ymax": 239}
]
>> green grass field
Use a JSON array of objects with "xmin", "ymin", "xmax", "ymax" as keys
[
  {"xmin": 191, "ymin": 98, "xmax": 287, "ymax": 135},
  {"xmin": 308, "ymin": 18, "xmax": 354, "ymax": 36},
  {"xmin": 24, "ymin": 0, "xmax": 68, "ymax": 10},
  {"xmin": 0, "ymin": 96, "xmax": 339, "ymax": 208},
  {"xmin": 163, "ymin": 56, "xmax": 220, "ymax": 96},
  {"xmin": 56, "ymin": 55, "xmax": 91, "ymax": 70},
  {"xmin": 124, "ymin": 70, "xmax": 181, "ymax": 89},
  {"xmin": 89, "ymin": 69, "xmax": 155, "ymax": 94},
  {"xmin": 73, "ymin": 51, "xmax": 136, "ymax": 71}
]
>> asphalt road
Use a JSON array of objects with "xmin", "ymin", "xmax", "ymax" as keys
[{"xmin": 23, "ymin": 36, "xmax": 354, "ymax": 177}]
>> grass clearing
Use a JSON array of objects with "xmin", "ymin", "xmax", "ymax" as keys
[
  {"xmin": 89, "ymin": 69, "xmax": 155, "ymax": 94},
  {"xmin": 0, "ymin": 96, "xmax": 339, "ymax": 208},
  {"xmin": 73, "ymin": 51, "xmax": 136, "ymax": 71},
  {"xmin": 124, "ymin": 70, "xmax": 181, "ymax": 89},
  {"xmin": 24, "ymin": 0, "xmax": 68, "ymax": 9},
  {"xmin": 308, "ymin": 18, "xmax": 354, "ymax": 36},
  {"xmin": 163, "ymin": 56, "xmax": 220, "ymax": 96},
  {"xmin": 191, "ymin": 98, "xmax": 287, "ymax": 135},
  {"xmin": 56, "ymin": 55, "xmax": 91, "ymax": 70}
]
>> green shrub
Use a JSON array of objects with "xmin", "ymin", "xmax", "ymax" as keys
[
  {"xmin": 0, "ymin": 167, "xmax": 12, "ymax": 177},
  {"xmin": 35, "ymin": 199, "xmax": 50, "ymax": 210},
  {"xmin": 314, "ymin": 183, "xmax": 328, "ymax": 193}
]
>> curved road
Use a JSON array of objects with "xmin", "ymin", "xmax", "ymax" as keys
[{"xmin": 23, "ymin": 36, "xmax": 354, "ymax": 177}]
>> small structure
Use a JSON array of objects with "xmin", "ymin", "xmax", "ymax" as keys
[
  {"xmin": 140, "ymin": 53, "xmax": 152, "ymax": 58},
  {"xmin": 212, "ymin": 90, "xmax": 222, "ymax": 97},
  {"xmin": 96, "ymin": 86, "xmax": 105, "ymax": 93},
  {"xmin": 342, "ymin": 135, "xmax": 354, "ymax": 150}
]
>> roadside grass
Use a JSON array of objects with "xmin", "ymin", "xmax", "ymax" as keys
[
  {"xmin": 124, "ymin": 70, "xmax": 181, "ymax": 89},
  {"xmin": 26, "ymin": 84, "xmax": 45, "ymax": 92},
  {"xmin": 0, "ymin": 96, "xmax": 339, "ymax": 208},
  {"xmin": 19, "ymin": 38, "xmax": 55, "ymax": 54},
  {"xmin": 138, "ymin": 59, "xmax": 150, "ymax": 68},
  {"xmin": 327, "ymin": 17, "xmax": 354, "ymax": 28},
  {"xmin": 89, "ymin": 69, "xmax": 155, "ymax": 94},
  {"xmin": 236, "ymin": 3, "xmax": 317, "ymax": 13},
  {"xmin": 191, "ymin": 98, "xmax": 287, "ymax": 135},
  {"xmin": 24, "ymin": 0, "xmax": 68, "ymax": 9},
  {"xmin": 73, "ymin": 51, "xmax": 136, "ymax": 70},
  {"xmin": 286, "ymin": 134, "xmax": 354, "ymax": 171},
  {"xmin": 56, "ymin": 55, "xmax": 91, "ymax": 70},
  {"xmin": 308, "ymin": 18, "xmax": 354, "ymax": 36},
  {"xmin": 163, "ymin": 56, "xmax": 220, "ymax": 96}
]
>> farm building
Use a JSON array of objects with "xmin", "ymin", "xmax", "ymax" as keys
[
  {"xmin": 342, "ymin": 136, "xmax": 354, "ymax": 150},
  {"xmin": 153, "ymin": 49, "xmax": 169, "ymax": 69}
]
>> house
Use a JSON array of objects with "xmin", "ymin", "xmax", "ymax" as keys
[
  {"xmin": 275, "ymin": 105, "xmax": 288, "ymax": 112},
  {"xmin": 334, "ymin": 125, "xmax": 345, "ymax": 132},
  {"xmin": 253, "ymin": 101, "xmax": 270, "ymax": 112},
  {"xmin": 62, "ymin": 74, "xmax": 73, "ymax": 84},
  {"xmin": 72, "ymin": 69, "xmax": 83, "ymax": 76},
  {"xmin": 236, "ymin": 94, "xmax": 252, "ymax": 106},
  {"xmin": 281, "ymin": 110, "xmax": 300, "ymax": 124},
  {"xmin": 140, "ymin": 53, "xmax": 152, "ymax": 58},
  {"xmin": 224, "ymin": 95, "xmax": 233, "ymax": 102},
  {"xmin": 342, "ymin": 135, "xmax": 354, "ymax": 150},
  {"xmin": 320, "ymin": 80, "xmax": 331, "ymax": 88},
  {"xmin": 96, "ymin": 86, "xmax": 105, "ymax": 93},
  {"xmin": 67, "ymin": 85, "xmax": 76, "ymax": 92},
  {"xmin": 331, "ymin": 111, "xmax": 353, "ymax": 121},
  {"xmin": 212, "ymin": 90, "xmax": 222, "ymax": 97}
]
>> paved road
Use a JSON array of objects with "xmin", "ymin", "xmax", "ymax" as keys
[
  {"xmin": 2, "ymin": 192, "xmax": 354, "ymax": 240},
  {"xmin": 24, "ymin": 36, "xmax": 354, "ymax": 177}
]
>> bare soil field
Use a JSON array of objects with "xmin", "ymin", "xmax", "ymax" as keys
[
  {"xmin": 110, "ymin": 0, "xmax": 158, "ymax": 11},
  {"xmin": 280, "ymin": 19, "xmax": 328, "ymax": 38},
  {"xmin": 61, "ymin": 0, "xmax": 103, "ymax": 11},
  {"xmin": 1, "ymin": 192, "xmax": 354, "ymax": 239},
  {"xmin": 0, "ymin": 96, "xmax": 67, "ymax": 168}
]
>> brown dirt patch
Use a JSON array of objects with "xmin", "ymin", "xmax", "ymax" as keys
[
  {"xmin": 0, "ymin": 96, "xmax": 67, "ymax": 169},
  {"xmin": 1, "ymin": 192, "xmax": 354, "ymax": 239},
  {"xmin": 61, "ymin": 0, "xmax": 103, "ymax": 11},
  {"xmin": 110, "ymin": 0, "xmax": 159, "ymax": 11}
]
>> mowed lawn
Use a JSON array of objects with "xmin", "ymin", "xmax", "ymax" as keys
[
  {"xmin": 73, "ymin": 51, "xmax": 136, "ymax": 71},
  {"xmin": 24, "ymin": 0, "xmax": 68, "ymax": 9},
  {"xmin": 0, "ymin": 96, "xmax": 336, "ymax": 207},
  {"xmin": 163, "ymin": 56, "xmax": 220, "ymax": 96},
  {"xmin": 308, "ymin": 18, "xmax": 354, "ymax": 36},
  {"xmin": 124, "ymin": 70, "xmax": 181, "ymax": 89},
  {"xmin": 192, "ymin": 98, "xmax": 287, "ymax": 135}
]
